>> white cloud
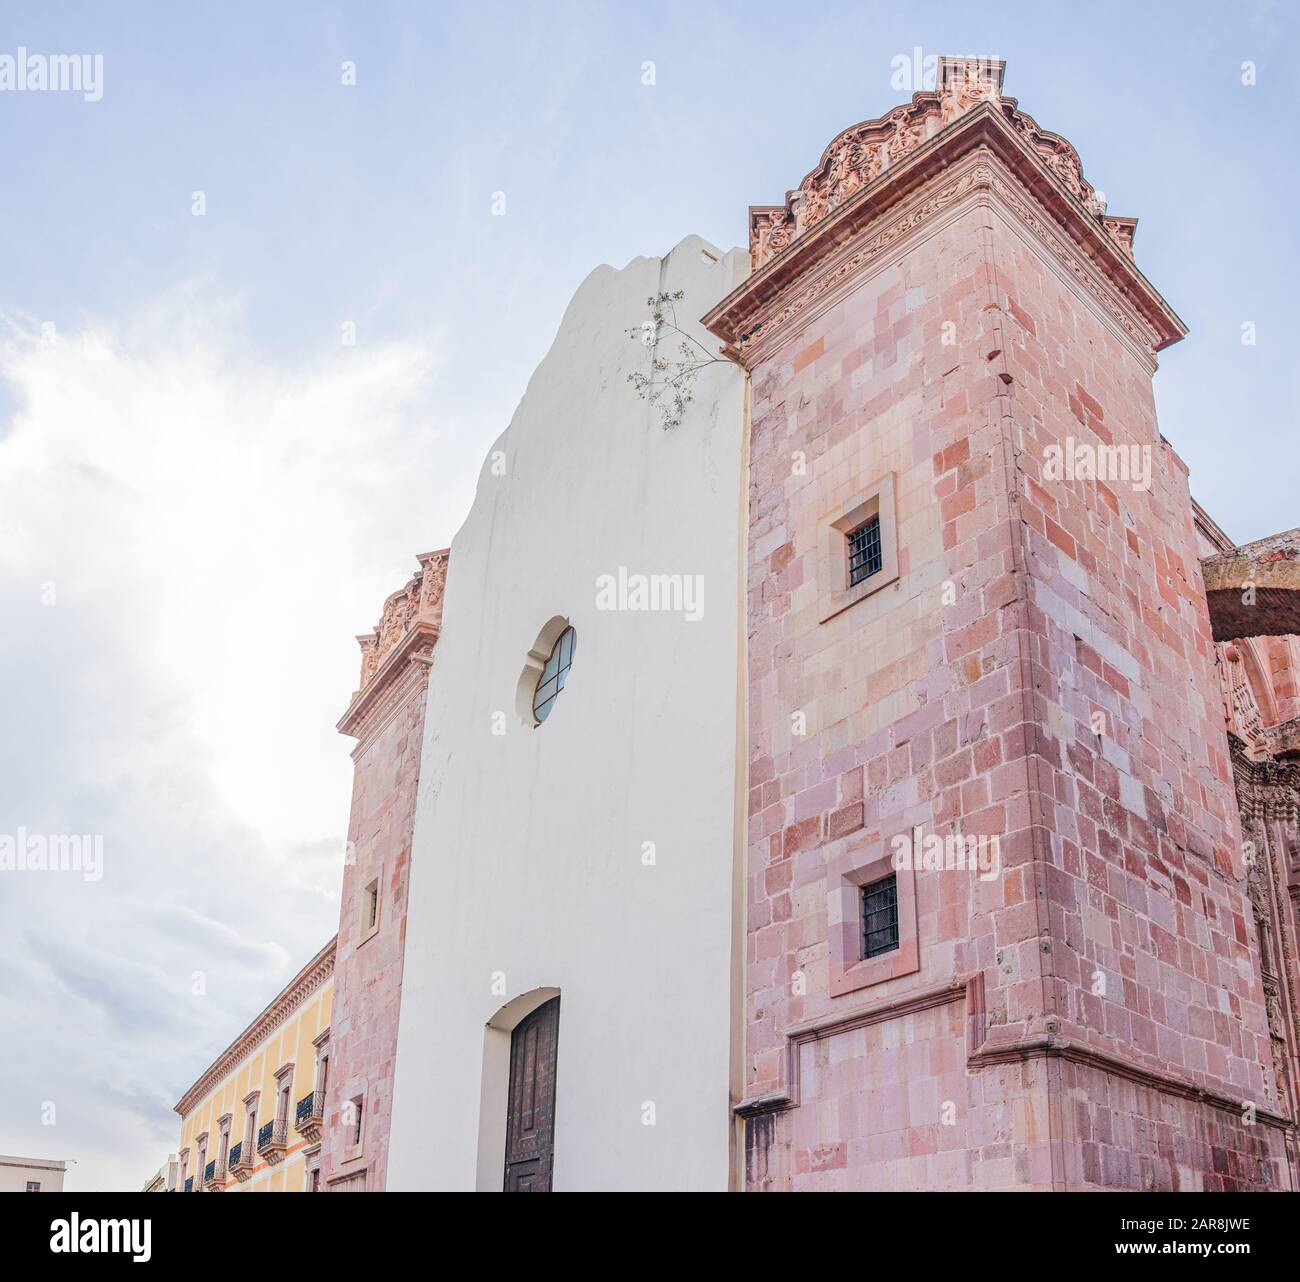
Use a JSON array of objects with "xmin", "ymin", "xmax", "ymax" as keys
[{"xmin": 0, "ymin": 287, "xmax": 454, "ymax": 1189}]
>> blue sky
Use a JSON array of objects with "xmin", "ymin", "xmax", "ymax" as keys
[
  {"xmin": 1, "ymin": 0, "xmax": 1295, "ymax": 1190},
  {"xmin": 3, "ymin": 1, "xmax": 1296, "ymax": 531}
]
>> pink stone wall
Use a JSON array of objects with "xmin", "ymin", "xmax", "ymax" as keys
[
  {"xmin": 741, "ymin": 176, "xmax": 1292, "ymax": 1189},
  {"xmin": 321, "ymin": 661, "xmax": 429, "ymax": 1191},
  {"xmin": 1265, "ymin": 637, "xmax": 1300, "ymax": 724},
  {"xmin": 991, "ymin": 212, "xmax": 1279, "ymax": 1114},
  {"xmin": 786, "ymin": 1000, "xmax": 976, "ymax": 1191},
  {"xmin": 1052, "ymin": 1060, "xmax": 1282, "ymax": 1192},
  {"xmin": 744, "ymin": 201, "xmax": 1056, "ymax": 1187}
]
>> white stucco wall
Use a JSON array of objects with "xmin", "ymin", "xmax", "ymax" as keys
[
  {"xmin": 0, "ymin": 1155, "xmax": 68, "ymax": 1192},
  {"xmin": 387, "ymin": 236, "xmax": 749, "ymax": 1191}
]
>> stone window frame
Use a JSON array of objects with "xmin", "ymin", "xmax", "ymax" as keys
[
  {"xmin": 826, "ymin": 832, "xmax": 919, "ymax": 998},
  {"xmin": 241, "ymin": 1090, "xmax": 260, "ymax": 1152},
  {"xmin": 312, "ymin": 1028, "xmax": 331, "ymax": 1095},
  {"xmin": 216, "ymin": 1112, "xmax": 232, "ymax": 1172},
  {"xmin": 273, "ymin": 1062, "xmax": 296, "ymax": 1127},
  {"xmin": 343, "ymin": 1090, "xmax": 367, "ymax": 1162},
  {"xmin": 358, "ymin": 874, "xmax": 381, "ymax": 947},
  {"xmin": 194, "ymin": 1132, "xmax": 208, "ymax": 1190},
  {"xmin": 817, "ymin": 471, "xmax": 900, "ymax": 623},
  {"xmin": 303, "ymin": 1144, "xmax": 323, "ymax": 1192}
]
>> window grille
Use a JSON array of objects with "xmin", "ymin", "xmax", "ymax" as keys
[
  {"xmin": 861, "ymin": 874, "xmax": 899, "ymax": 959},
  {"xmin": 847, "ymin": 516, "xmax": 883, "ymax": 586}
]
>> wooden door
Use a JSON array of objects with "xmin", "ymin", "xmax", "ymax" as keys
[{"xmin": 504, "ymin": 996, "xmax": 560, "ymax": 1191}]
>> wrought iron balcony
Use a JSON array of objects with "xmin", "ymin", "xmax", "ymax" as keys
[
  {"xmin": 257, "ymin": 1119, "xmax": 288, "ymax": 1164},
  {"xmin": 226, "ymin": 1139, "xmax": 254, "ymax": 1182},
  {"xmin": 203, "ymin": 1159, "xmax": 225, "ymax": 1189},
  {"xmin": 183, "ymin": 1176, "xmax": 193, "ymax": 1193},
  {"xmin": 294, "ymin": 1091, "xmax": 325, "ymax": 1144}
]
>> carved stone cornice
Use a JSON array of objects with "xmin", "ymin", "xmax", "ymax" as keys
[
  {"xmin": 705, "ymin": 59, "xmax": 1185, "ymax": 368},
  {"xmin": 340, "ymin": 549, "xmax": 449, "ymax": 743},
  {"xmin": 355, "ymin": 550, "xmax": 449, "ymax": 689},
  {"xmin": 174, "ymin": 937, "xmax": 337, "ymax": 1118},
  {"xmin": 746, "ymin": 59, "xmax": 1124, "ymax": 273},
  {"xmin": 1193, "ymin": 499, "xmax": 1237, "ymax": 556},
  {"xmin": 725, "ymin": 156, "xmax": 992, "ymax": 367},
  {"xmin": 984, "ymin": 166, "xmax": 1164, "ymax": 366},
  {"xmin": 338, "ymin": 622, "xmax": 437, "ymax": 745}
]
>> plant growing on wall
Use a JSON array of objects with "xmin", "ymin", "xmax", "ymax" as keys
[{"xmin": 626, "ymin": 291, "xmax": 725, "ymax": 430}]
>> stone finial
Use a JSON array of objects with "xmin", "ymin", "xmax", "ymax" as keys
[{"xmin": 936, "ymin": 56, "xmax": 1003, "ymax": 124}]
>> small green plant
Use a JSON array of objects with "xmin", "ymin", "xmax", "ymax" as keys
[{"xmin": 626, "ymin": 291, "xmax": 725, "ymax": 430}]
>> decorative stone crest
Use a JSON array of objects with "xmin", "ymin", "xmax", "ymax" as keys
[
  {"xmin": 357, "ymin": 549, "xmax": 450, "ymax": 690},
  {"xmin": 940, "ymin": 57, "xmax": 1000, "ymax": 124},
  {"xmin": 1103, "ymin": 216, "xmax": 1137, "ymax": 257},
  {"xmin": 747, "ymin": 57, "xmax": 1133, "ymax": 273}
]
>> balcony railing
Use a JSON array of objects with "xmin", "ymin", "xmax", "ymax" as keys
[
  {"xmin": 203, "ymin": 1159, "xmax": 225, "ymax": 1189},
  {"xmin": 229, "ymin": 1137, "xmax": 255, "ymax": 1181},
  {"xmin": 295, "ymin": 1091, "xmax": 324, "ymax": 1127},
  {"xmin": 294, "ymin": 1091, "xmax": 325, "ymax": 1143},
  {"xmin": 184, "ymin": 1177, "xmax": 193, "ymax": 1193},
  {"xmin": 257, "ymin": 1119, "xmax": 288, "ymax": 1164}
]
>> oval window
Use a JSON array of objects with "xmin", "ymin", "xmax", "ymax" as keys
[{"xmin": 532, "ymin": 626, "xmax": 576, "ymax": 723}]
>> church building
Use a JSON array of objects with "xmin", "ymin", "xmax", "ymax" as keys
[
  {"xmin": 181, "ymin": 57, "xmax": 1300, "ymax": 1193},
  {"xmin": 382, "ymin": 56, "xmax": 1300, "ymax": 1192}
]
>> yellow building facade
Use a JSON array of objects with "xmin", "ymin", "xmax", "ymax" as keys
[{"xmin": 176, "ymin": 939, "xmax": 335, "ymax": 1193}]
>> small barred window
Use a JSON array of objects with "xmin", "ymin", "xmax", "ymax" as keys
[
  {"xmin": 861, "ymin": 874, "xmax": 899, "ymax": 959},
  {"xmin": 847, "ymin": 515, "xmax": 883, "ymax": 587}
]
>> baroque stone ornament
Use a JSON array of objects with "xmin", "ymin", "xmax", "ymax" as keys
[
  {"xmin": 747, "ymin": 163, "xmax": 989, "ymax": 348},
  {"xmin": 1222, "ymin": 642, "xmax": 1267, "ymax": 758},
  {"xmin": 342, "ymin": 548, "xmax": 450, "ymax": 747},
  {"xmin": 721, "ymin": 147, "xmax": 1170, "ymax": 374},
  {"xmin": 747, "ymin": 57, "xmax": 1135, "ymax": 273},
  {"xmin": 357, "ymin": 548, "xmax": 449, "ymax": 689},
  {"xmin": 941, "ymin": 58, "xmax": 999, "ymax": 123},
  {"xmin": 1230, "ymin": 733, "xmax": 1300, "ymax": 1119}
]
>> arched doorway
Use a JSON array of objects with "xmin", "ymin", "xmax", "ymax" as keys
[
  {"xmin": 477, "ymin": 987, "xmax": 561, "ymax": 1191},
  {"xmin": 503, "ymin": 996, "xmax": 561, "ymax": 1191}
]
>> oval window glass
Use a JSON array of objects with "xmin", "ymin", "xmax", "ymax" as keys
[{"xmin": 532, "ymin": 625, "xmax": 576, "ymax": 723}]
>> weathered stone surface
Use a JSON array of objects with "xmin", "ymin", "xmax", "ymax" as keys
[
  {"xmin": 1203, "ymin": 528, "xmax": 1300, "ymax": 641},
  {"xmin": 708, "ymin": 60, "xmax": 1295, "ymax": 1191},
  {"xmin": 321, "ymin": 551, "xmax": 447, "ymax": 1192}
]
